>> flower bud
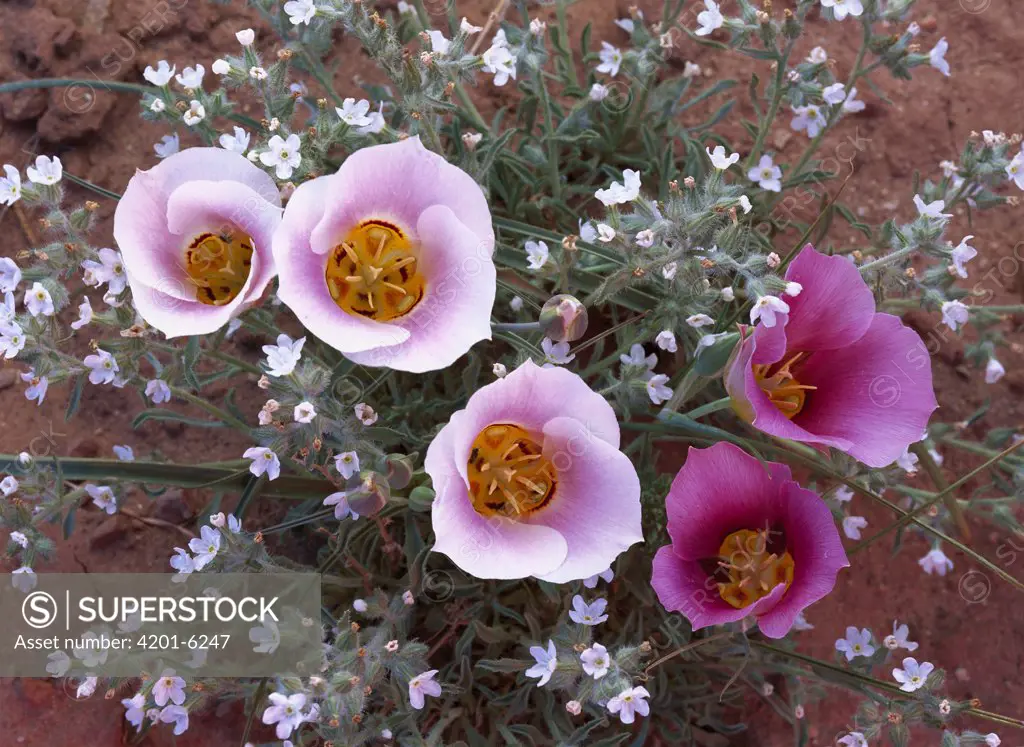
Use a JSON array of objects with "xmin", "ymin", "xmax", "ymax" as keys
[
  {"xmin": 539, "ymin": 294, "xmax": 588, "ymax": 343},
  {"xmin": 384, "ymin": 453, "xmax": 415, "ymax": 490},
  {"xmin": 347, "ymin": 472, "xmax": 390, "ymax": 516},
  {"xmin": 408, "ymin": 485, "xmax": 435, "ymax": 512}
]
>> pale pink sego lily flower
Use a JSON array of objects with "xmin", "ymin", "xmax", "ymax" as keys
[
  {"xmin": 652, "ymin": 442, "xmax": 848, "ymax": 638},
  {"xmin": 113, "ymin": 148, "xmax": 282, "ymax": 337},
  {"xmin": 425, "ymin": 360, "xmax": 642, "ymax": 582},
  {"xmin": 273, "ymin": 138, "xmax": 496, "ymax": 373},
  {"xmin": 725, "ymin": 245, "xmax": 937, "ymax": 468}
]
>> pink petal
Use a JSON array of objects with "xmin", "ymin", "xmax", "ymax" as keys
[
  {"xmin": 273, "ymin": 175, "xmax": 411, "ymax": 354},
  {"xmin": 115, "ymin": 148, "xmax": 279, "ymax": 291},
  {"xmin": 165, "ymin": 179, "xmax": 280, "ymax": 301},
  {"xmin": 444, "ymin": 361, "xmax": 622, "ymax": 486},
  {"xmin": 652, "ymin": 443, "xmax": 848, "ymax": 639},
  {"xmin": 724, "ymin": 331, "xmax": 853, "ymax": 453},
  {"xmin": 529, "ymin": 416, "xmax": 642, "ymax": 583},
  {"xmin": 755, "ymin": 480, "xmax": 849, "ymax": 638},
  {"xmin": 793, "ymin": 314, "xmax": 937, "ymax": 467},
  {"xmin": 343, "ymin": 204, "xmax": 495, "ymax": 372},
  {"xmin": 651, "ymin": 546, "xmax": 788, "ymax": 631},
  {"xmin": 125, "ymin": 266, "xmax": 241, "ymax": 337},
  {"xmin": 429, "ymin": 456, "xmax": 568, "ymax": 579},
  {"xmin": 663, "ymin": 443, "xmax": 794, "ymax": 560},
  {"xmin": 307, "ymin": 137, "xmax": 494, "ymax": 257},
  {"xmin": 779, "ymin": 245, "xmax": 876, "ymax": 352}
]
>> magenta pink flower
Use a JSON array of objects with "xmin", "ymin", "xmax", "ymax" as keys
[
  {"xmin": 651, "ymin": 442, "xmax": 848, "ymax": 638},
  {"xmin": 425, "ymin": 361, "xmax": 642, "ymax": 582},
  {"xmin": 273, "ymin": 137, "xmax": 496, "ymax": 373},
  {"xmin": 725, "ymin": 245, "xmax": 937, "ymax": 467},
  {"xmin": 114, "ymin": 148, "xmax": 282, "ymax": 337}
]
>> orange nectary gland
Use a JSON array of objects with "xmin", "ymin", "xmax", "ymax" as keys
[{"xmin": 466, "ymin": 423, "xmax": 557, "ymax": 518}]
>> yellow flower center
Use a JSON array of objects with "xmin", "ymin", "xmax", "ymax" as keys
[
  {"xmin": 184, "ymin": 230, "xmax": 254, "ymax": 306},
  {"xmin": 751, "ymin": 352, "xmax": 816, "ymax": 419},
  {"xmin": 716, "ymin": 527, "xmax": 795, "ymax": 609},
  {"xmin": 325, "ymin": 219, "xmax": 425, "ymax": 322},
  {"xmin": 467, "ymin": 423, "xmax": 558, "ymax": 518}
]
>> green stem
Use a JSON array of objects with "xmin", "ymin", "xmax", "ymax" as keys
[
  {"xmin": 910, "ymin": 441, "xmax": 970, "ymax": 540},
  {"xmin": 454, "ymin": 82, "xmax": 490, "ymax": 132},
  {"xmin": 63, "ymin": 173, "xmax": 122, "ymax": 201},
  {"xmin": 1, "ymin": 455, "xmax": 332, "ymax": 499},
  {"xmin": 169, "ymin": 387, "xmax": 251, "ymax": 432},
  {"xmin": 745, "ymin": 38, "xmax": 797, "ymax": 170},
  {"xmin": 681, "ymin": 396, "xmax": 733, "ymax": 420},
  {"xmin": 299, "ymin": 49, "xmax": 344, "ymax": 106},
  {"xmin": 852, "ymin": 438, "xmax": 1024, "ymax": 554},
  {"xmin": 857, "ymin": 244, "xmax": 918, "ymax": 274},
  {"xmin": 772, "ymin": 19, "xmax": 871, "ymax": 200},
  {"xmin": 767, "ymin": 441, "xmax": 1024, "ymax": 595},
  {"xmin": 535, "ymin": 69, "xmax": 562, "ymax": 200},
  {"xmin": 239, "ymin": 678, "xmax": 268, "ymax": 747},
  {"xmin": 554, "ymin": 0, "xmax": 579, "ymax": 88},
  {"xmin": 749, "ymin": 641, "xmax": 1024, "ymax": 728},
  {"xmin": 491, "ymin": 321, "xmax": 541, "ymax": 333}
]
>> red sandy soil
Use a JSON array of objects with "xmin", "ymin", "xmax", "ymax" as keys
[{"xmin": 1, "ymin": 0, "xmax": 1022, "ymax": 744}]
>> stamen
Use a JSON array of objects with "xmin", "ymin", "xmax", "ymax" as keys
[
  {"xmin": 325, "ymin": 220, "xmax": 425, "ymax": 322},
  {"xmin": 715, "ymin": 527, "xmax": 795, "ymax": 610},
  {"xmin": 467, "ymin": 423, "xmax": 559, "ymax": 519},
  {"xmin": 752, "ymin": 352, "xmax": 815, "ymax": 420},
  {"xmin": 183, "ymin": 228, "xmax": 255, "ymax": 306}
]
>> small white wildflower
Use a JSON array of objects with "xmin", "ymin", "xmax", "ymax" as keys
[
  {"xmin": 354, "ymin": 403, "xmax": 378, "ymax": 425},
  {"xmin": 182, "ymin": 100, "xmax": 205, "ymax": 126},
  {"xmin": 596, "ymin": 42, "xmax": 623, "ymax": 77},
  {"xmin": 175, "ymin": 64, "xmax": 205, "ymax": 89},
  {"xmin": 655, "ymin": 330, "xmax": 677, "ymax": 352},
  {"xmin": 143, "ymin": 60, "xmax": 175, "ymax": 86},
  {"xmin": 695, "ymin": 0, "xmax": 724, "ymax": 36},
  {"xmin": 706, "ymin": 145, "xmax": 739, "ymax": 170},
  {"xmin": 929, "ymin": 37, "xmax": 950, "ymax": 77},
  {"xmin": 525, "ymin": 240, "xmax": 549, "ymax": 270},
  {"xmin": 646, "ymin": 374, "xmax": 673, "ymax": 405},
  {"xmin": 892, "ymin": 657, "xmax": 934, "ymax": 692},
  {"xmin": 985, "ymin": 357, "xmax": 1005, "ymax": 384},
  {"xmin": 26, "ymin": 155, "xmax": 62, "ymax": 186},
  {"xmin": 835, "ymin": 627, "xmax": 875, "ymax": 660},
  {"xmin": 940, "ymin": 300, "xmax": 969, "ymax": 331},
  {"xmin": 748, "ymin": 155, "xmax": 782, "ymax": 192},
  {"xmin": 293, "ymin": 402, "xmax": 317, "ymax": 423},
  {"xmin": 918, "ymin": 547, "xmax": 953, "ymax": 576},
  {"xmin": 260, "ymin": 134, "xmax": 302, "ymax": 179},
  {"xmin": 750, "ymin": 295, "xmax": 789, "ymax": 328},
  {"xmin": 154, "ymin": 133, "xmax": 179, "ymax": 159},
  {"xmin": 635, "ymin": 229, "xmax": 655, "ymax": 248},
  {"xmin": 219, "ymin": 126, "xmax": 251, "ymax": 154}
]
